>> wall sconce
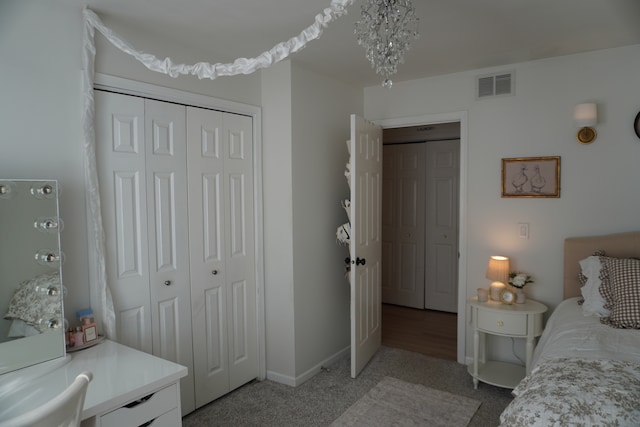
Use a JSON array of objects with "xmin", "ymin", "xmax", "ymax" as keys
[
  {"xmin": 574, "ymin": 103, "xmax": 598, "ymax": 144},
  {"xmin": 487, "ymin": 255, "xmax": 510, "ymax": 301}
]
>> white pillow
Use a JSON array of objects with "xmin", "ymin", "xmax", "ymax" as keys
[{"xmin": 579, "ymin": 256, "xmax": 610, "ymax": 317}]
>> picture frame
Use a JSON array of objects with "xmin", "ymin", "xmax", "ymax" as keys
[{"xmin": 501, "ymin": 156, "xmax": 560, "ymax": 198}]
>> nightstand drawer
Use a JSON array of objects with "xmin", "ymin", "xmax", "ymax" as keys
[{"xmin": 477, "ymin": 310, "xmax": 527, "ymax": 336}]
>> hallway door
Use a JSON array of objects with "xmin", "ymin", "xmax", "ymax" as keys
[{"xmin": 349, "ymin": 114, "xmax": 383, "ymax": 378}]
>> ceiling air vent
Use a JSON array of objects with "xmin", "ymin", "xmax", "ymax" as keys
[{"xmin": 476, "ymin": 71, "xmax": 514, "ymax": 99}]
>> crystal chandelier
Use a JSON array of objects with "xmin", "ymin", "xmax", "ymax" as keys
[{"xmin": 354, "ymin": 0, "xmax": 419, "ymax": 88}]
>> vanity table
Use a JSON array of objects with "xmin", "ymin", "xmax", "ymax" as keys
[{"xmin": 0, "ymin": 340, "xmax": 187, "ymax": 426}]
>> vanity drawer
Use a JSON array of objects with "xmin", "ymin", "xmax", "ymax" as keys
[
  {"xmin": 477, "ymin": 310, "xmax": 526, "ymax": 336},
  {"xmin": 99, "ymin": 383, "xmax": 179, "ymax": 427},
  {"xmin": 138, "ymin": 408, "xmax": 180, "ymax": 427}
]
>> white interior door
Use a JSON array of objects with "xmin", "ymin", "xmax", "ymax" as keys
[
  {"xmin": 424, "ymin": 139, "xmax": 460, "ymax": 312},
  {"xmin": 382, "ymin": 143, "xmax": 426, "ymax": 308},
  {"xmin": 350, "ymin": 114, "xmax": 383, "ymax": 378}
]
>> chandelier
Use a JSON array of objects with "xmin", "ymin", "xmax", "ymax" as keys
[{"xmin": 354, "ymin": 0, "xmax": 419, "ymax": 88}]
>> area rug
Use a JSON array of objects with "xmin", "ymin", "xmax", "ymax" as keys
[{"xmin": 331, "ymin": 376, "xmax": 481, "ymax": 426}]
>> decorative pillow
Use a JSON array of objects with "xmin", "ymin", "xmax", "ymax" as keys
[
  {"xmin": 599, "ymin": 257, "xmax": 640, "ymax": 329},
  {"xmin": 578, "ymin": 249, "xmax": 604, "ymax": 286},
  {"xmin": 579, "ymin": 255, "xmax": 610, "ymax": 317}
]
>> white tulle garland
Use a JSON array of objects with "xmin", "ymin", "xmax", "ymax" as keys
[
  {"xmin": 81, "ymin": 1, "xmax": 354, "ymax": 340},
  {"xmin": 83, "ymin": 0, "xmax": 354, "ymax": 79},
  {"xmin": 82, "ymin": 10, "xmax": 117, "ymax": 340}
]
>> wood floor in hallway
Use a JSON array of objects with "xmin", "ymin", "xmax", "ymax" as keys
[{"xmin": 382, "ymin": 303, "xmax": 457, "ymax": 361}]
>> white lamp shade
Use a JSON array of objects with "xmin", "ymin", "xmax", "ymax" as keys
[
  {"xmin": 574, "ymin": 103, "xmax": 597, "ymax": 128},
  {"xmin": 486, "ymin": 255, "xmax": 510, "ymax": 284}
]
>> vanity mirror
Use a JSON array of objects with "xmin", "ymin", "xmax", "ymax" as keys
[{"xmin": 0, "ymin": 179, "xmax": 65, "ymax": 375}]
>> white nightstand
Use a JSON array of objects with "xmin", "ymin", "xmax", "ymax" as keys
[{"xmin": 467, "ymin": 296, "xmax": 547, "ymax": 389}]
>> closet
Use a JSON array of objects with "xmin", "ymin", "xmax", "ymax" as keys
[
  {"xmin": 381, "ymin": 123, "xmax": 460, "ymax": 313},
  {"xmin": 94, "ymin": 90, "xmax": 258, "ymax": 414}
]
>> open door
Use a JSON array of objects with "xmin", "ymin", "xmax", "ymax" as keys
[{"xmin": 349, "ymin": 114, "xmax": 383, "ymax": 378}]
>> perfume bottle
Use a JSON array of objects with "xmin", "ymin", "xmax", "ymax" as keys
[
  {"xmin": 67, "ymin": 327, "xmax": 74, "ymax": 347},
  {"xmin": 73, "ymin": 326, "xmax": 84, "ymax": 347},
  {"xmin": 76, "ymin": 308, "xmax": 98, "ymax": 343}
]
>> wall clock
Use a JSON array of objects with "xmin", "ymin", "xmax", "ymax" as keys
[{"xmin": 634, "ymin": 112, "xmax": 640, "ymax": 139}]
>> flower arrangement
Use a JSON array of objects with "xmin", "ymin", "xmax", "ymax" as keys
[{"xmin": 508, "ymin": 272, "xmax": 534, "ymax": 289}]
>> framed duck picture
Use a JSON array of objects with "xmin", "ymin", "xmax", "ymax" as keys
[{"xmin": 501, "ymin": 156, "xmax": 561, "ymax": 198}]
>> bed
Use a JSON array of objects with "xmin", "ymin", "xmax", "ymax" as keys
[{"xmin": 499, "ymin": 231, "xmax": 640, "ymax": 426}]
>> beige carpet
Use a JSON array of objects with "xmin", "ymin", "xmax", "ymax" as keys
[{"xmin": 331, "ymin": 376, "xmax": 481, "ymax": 427}]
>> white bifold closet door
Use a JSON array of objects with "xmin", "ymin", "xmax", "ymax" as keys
[
  {"xmin": 186, "ymin": 107, "xmax": 257, "ymax": 408},
  {"xmin": 95, "ymin": 92, "xmax": 195, "ymax": 413},
  {"xmin": 95, "ymin": 90, "xmax": 258, "ymax": 414}
]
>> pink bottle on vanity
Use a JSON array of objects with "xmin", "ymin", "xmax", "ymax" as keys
[{"xmin": 73, "ymin": 326, "xmax": 84, "ymax": 347}]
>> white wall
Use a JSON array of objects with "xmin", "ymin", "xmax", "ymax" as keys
[
  {"xmin": 261, "ymin": 60, "xmax": 362, "ymax": 384},
  {"xmin": 290, "ymin": 62, "xmax": 362, "ymax": 379},
  {"xmin": 364, "ymin": 44, "xmax": 640, "ymax": 362},
  {"xmin": 1, "ymin": 0, "xmax": 89, "ymax": 316},
  {"xmin": 261, "ymin": 61, "xmax": 297, "ymax": 382}
]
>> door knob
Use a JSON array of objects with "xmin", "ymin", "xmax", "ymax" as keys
[
  {"xmin": 355, "ymin": 257, "xmax": 366, "ymax": 266},
  {"xmin": 164, "ymin": 280, "xmax": 172, "ymax": 286},
  {"xmin": 212, "ymin": 270, "xmax": 218, "ymax": 275}
]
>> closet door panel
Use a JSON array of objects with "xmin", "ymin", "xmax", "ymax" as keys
[
  {"xmin": 119, "ymin": 306, "xmax": 146, "ymax": 350},
  {"xmin": 204, "ymin": 286, "xmax": 226, "ymax": 374},
  {"xmin": 144, "ymin": 99, "xmax": 195, "ymax": 414},
  {"xmin": 114, "ymin": 172, "xmax": 144, "ymax": 278},
  {"xmin": 230, "ymin": 279, "xmax": 248, "ymax": 360},
  {"xmin": 95, "ymin": 91, "xmax": 152, "ymax": 353},
  {"xmin": 381, "ymin": 143, "xmax": 426, "ymax": 309},
  {"xmin": 424, "ymin": 140, "xmax": 459, "ymax": 313},
  {"xmin": 202, "ymin": 284, "xmax": 230, "ymax": 403},
  {"xmin": 187, "ymin": 107, "xmax": 230, "ymax": 407},
  {"xmin": 203, "ymin": 173, "xmax": 223, "ymax": 263},
  {"xmin": 223, "ymin": 113, "xmax": 257, "ymax": 389}
]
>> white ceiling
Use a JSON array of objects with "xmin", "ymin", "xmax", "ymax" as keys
[{"xmin": 87, "ymin": 0, "xmax": 640, "ymax": 88}]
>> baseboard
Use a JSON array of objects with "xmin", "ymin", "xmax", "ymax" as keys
[
  {"xmin": 266, "ymin": 345, "xmax": 350, "ymax": 387},
  {"xmin": 265, "ymin": 370, "xmax": 296, "ymax": 387}
]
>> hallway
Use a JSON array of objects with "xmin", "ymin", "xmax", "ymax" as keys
[{"xmin": 382, "ymin": 303, "xmax": 457, "ymax": 361}]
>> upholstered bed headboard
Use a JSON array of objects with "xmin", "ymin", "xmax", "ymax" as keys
[{"xmin": 564, "ymin": 231, "xmax": 640, "ymax": 299}]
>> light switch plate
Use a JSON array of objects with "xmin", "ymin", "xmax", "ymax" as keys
[{"xmin": 518, "ymin": 223, "xmax": 529, "ymax": 239}]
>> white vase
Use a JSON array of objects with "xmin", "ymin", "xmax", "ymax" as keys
[{"xmin": 516, "ymin": 288, "xmax": 526, "ymax": 304}]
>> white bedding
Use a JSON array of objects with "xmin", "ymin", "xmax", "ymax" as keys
[
  {"xmin": 532, "ymin": 297, "xmax": 640, "ymax": 367},
  {"xmin": 500, "ymin": 297, "xmax": 640, "ymax": 427}
]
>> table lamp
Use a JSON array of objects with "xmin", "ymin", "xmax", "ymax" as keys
[{"xmin": 487, "ymin": 255, "xmax": 510, "ymax": 301}]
